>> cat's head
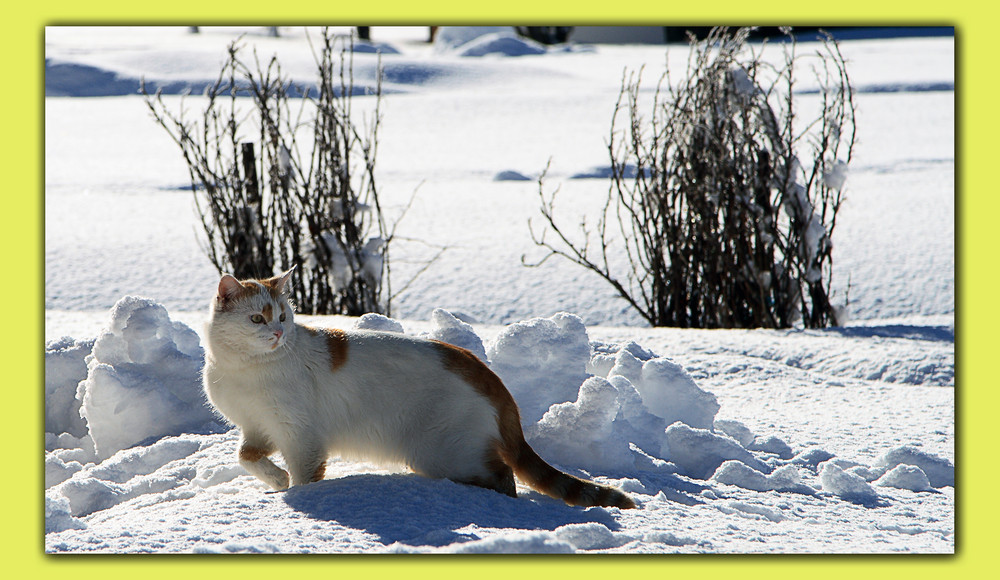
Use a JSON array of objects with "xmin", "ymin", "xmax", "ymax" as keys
[{"xmin": 208, "ymin": 268, "xmax": 296, "ymax": 356}]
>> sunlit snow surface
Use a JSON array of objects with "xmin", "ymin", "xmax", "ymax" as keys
[{"xmin": 44, "ymin": 26, "xmax": 953, "ymax": 553}]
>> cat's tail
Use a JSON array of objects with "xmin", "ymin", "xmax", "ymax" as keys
[
  {"xmin": 433, "ymin": 338, "xmax": 634, "ymax": 509},
  {"xmin": 508, "ymin": 439, "xmax": 636, "ymax": 509}
]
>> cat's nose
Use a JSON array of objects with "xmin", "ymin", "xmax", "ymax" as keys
[{"xmin": 274, "ymin": 329, "xmax": 283, "ymax": 339}]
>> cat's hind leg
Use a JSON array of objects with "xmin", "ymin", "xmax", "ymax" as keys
[
  {"xmin": 281, "ymin": 439, "xmax": 328, "ymax": 487},
  {"xmin": 458, "ymin": 448, "xmax": 517, "ymax": 498},
  {"xmin": 239, "ymin": 437, "xmax": 290, "ymax": 490}
]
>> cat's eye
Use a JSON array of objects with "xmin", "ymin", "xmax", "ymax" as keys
[
  {"xmin": 250, "ymin": 314, "xmax": 265, "ymax": 324},
  {"xmin": 279, "ymin": 313, "xmax": 286, "ymax": 322}
]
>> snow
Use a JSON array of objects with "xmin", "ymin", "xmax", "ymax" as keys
[
  {"xmin": 41, "ymin": 26, "xmax": 956, "ymax": 555},
  {"xmin": 77, "ymin": 296, "xmax": 218, "ymax": 461}
]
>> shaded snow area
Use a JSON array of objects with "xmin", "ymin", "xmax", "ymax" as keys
[{"xmin": 44, "ymin": 26, "xmax": 954, "ymax": 553}]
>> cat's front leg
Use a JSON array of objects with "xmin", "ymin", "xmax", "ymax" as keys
[{"xmin": 238, "ymin": 436, "xmax": 290, "ymax": 490}]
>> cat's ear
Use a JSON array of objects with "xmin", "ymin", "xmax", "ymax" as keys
[
  {"xmin": 217, "ymin": 274, "xmax": 243, "ymax": 308},
  {"xmin": 274, "ymin": 266, "xmax": 296, "ymax": 294}
]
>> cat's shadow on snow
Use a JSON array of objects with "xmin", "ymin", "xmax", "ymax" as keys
[{"xmin": 282, "ymin": 473, "xmax": 622, "ymax": 548}]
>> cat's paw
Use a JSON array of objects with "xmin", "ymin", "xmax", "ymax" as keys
[{"xmin": 269, "ymin": 470, "xmax": 290, "ymax": 490}]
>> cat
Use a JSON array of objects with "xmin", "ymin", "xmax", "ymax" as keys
[{"xmin": 202, "ymin": 269, "xmax": 635, "ymax": 509}]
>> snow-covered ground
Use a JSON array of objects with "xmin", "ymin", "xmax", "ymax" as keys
[{"xmin": 43, "ymin": 26, "xmax": 954, "ymax": 554}]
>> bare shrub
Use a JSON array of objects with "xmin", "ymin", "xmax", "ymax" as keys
[
  {"xmin": 527, "ymin": 27, "xmax": 855, "ymax": 328},
  {"xmin": 143, "ymin": 29, "xmax": 420, "ymax": 316}
]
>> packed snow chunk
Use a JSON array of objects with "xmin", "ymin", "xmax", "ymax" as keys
[
  {"xmin": 712, "ymin": 461, "xmax": 815, "ymax": 495},
  {"xmin": 719, "ymin": 500, "xmax": 786, "ymax": 523},
  {"xmin": 353, "ymin": 313, "xmax": 405, "ymax": 333},
  {"xmin": 53, "ymin": 442, "xmax": 199, "ymax": 518},
  {"xmin": 823, "ymin": 160, "xmax": 849, "ymax": 191},
  {"xmin": 847, "ymin": 465, "xmax": 883, "ymax": 482},
  {"xmin": 642, "ymin": 531, "xmax": 702, "ymax": 548},
  {"xmin": 425, "ymin": 308, "xmax": 488, "ymax": 362},
  {"xmin": 875, "ymin": 464, "xmax": 934, "ymax": 492},
  {"xmin": 306, "ymin": 235, "xmax": 383, "ymax": 291},
  {"xmin": 78, "ymin": 296, "xmax": 216, "ymax": 460},
  {"xmin": 791, "ymin": 447, "xmax": 836, "ymax": 469},
  {"xmin": 527, "ymin": 377, "xmax": 634, "ymax": 472},
  {"xmin": 876, "ymin": 446, "xmax": 954, "ymax": 488},
  {"xmin": 663, "ymin": 423, "xmax": 771, "ymax": 480},
  {"xmin": 46, "ymin": 433, "xmax": 97, "ymax": 466},
  {"xmin": 86, "ymin": 436, "xmax": 202, "ymax": 483},
  {"xmin": 449, "ymin": 531, "xmax": 575, "ymax": 554},
  {"xmin": 45, "ymin": 492, "xmax": 86, "ymax": 534},
  {"xmin": 714, "ymin": 419, "xmax": 755, "ymax": 448},
  {"xmin": 487, "ymin": 313, "xmax": 591, "ymax": 423},
  {"xmin": 45, "ymin": 336, "xmax": 94, "ymax": 439},
  {"xmin": 589, "ymin": 340, "xmax": 655, "ymax": 378},
  {"xmin": 555, "ymin": 523, "xmax": 632, "ymax": 551},
  {"xmin": 747, "ymin": 435, "xmax": 795, "ymax": 460},
  {"xmin": 611, "ymin": 353, "xmax": 719, "ymax": 431},
  {"xmin": 606, "ymin": 375, "xmax": 671, "ymax": 456},
  {"xmin": 46, "ymin": 454, "xmax": 84, "ymax": 489},
  {"xmin": 818, "ymin": 461, "xmax": 880, "ymax": 506}
]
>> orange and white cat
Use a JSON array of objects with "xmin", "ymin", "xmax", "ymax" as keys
[{"xmin": 202, "ymin": 270, "xmax": 634, "ymax": 509}]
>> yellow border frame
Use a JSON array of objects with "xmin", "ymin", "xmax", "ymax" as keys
[{"xmin": 18, "ymin": 1, "xmax": 989, "ymax": 577}]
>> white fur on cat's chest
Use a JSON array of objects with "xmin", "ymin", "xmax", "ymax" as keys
[{"xmin": 204, "ymin": 350, "xmax": 317, "ymax": 435}]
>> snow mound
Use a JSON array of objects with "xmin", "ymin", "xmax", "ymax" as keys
[
  {"xmin": 351, "ymin": 41, "xmax": 401, "ymax": 55},
  {"xmin": 592, "ymin": 343, "xmax": 719, "ymax": 431},
  {"xmin": 45, "ymin": 336, "xmax": 94, "ymax": 439},
  {"xmin": 714, "ymin": 419, "xmax": 755, "ymax": 447},
  {"xmin": 424, "ymin": 308, "xmax": 488, "ymax": 362},
  {"xmin": 819, "ymin": 461, "xmax": 881, "ymax": 506},
  {"xmin": 554, "ymin": 523, "xmax": 632, "ymax": 551},
  {"xmin": 632, "ymin": 357, "xmax": 719, "ymax": 431},
  {"xmin": 45, "ymin": 493, "xmax": 86, "ymax": 534},
  {"xmin": 791, "ymin": 447, "xmax": 837, "ymax": 468},
  {"xmin": 49, "ymin": 434, "xmax": 219, "ymax": 517},
  {"xmin": 487, "ymin": 312, "xmax": 592, "ymax": 423},
  {"xmin": 448, "ymin": 531, "xmax": 575, "ymax": 553},
  {"xmin": 712, "ymin": 461, "xmax": 815, "ymax": 494},
  {"xmin": 494, "ymin": 170, "xmax": 532, "ymax": 181},
  {"xmin": 434, "ymin": 27, "xmax": 547, "ymax": 58},
  {"xmin": 457, "ymin": 34, "xmax": 548, "ymax": 58},
  {"xmin": 747, "ymin": 434, "xmax": 795, "ymax": 459},
  {"xmin": 433, "ymin": 26, "xmax": 512, "ymax": 52},
  {"xmin": 528, "ymin": 377, "xmax": 635, "ymax": 472},
  {"xmin": 353, "ymin": 313, "xmax": 405, "ymax": 333},
  {"xmin": 663, "ymin": 423, "xmax": 772, "ymax": 479},
  {"xmin": 77, "ymin": 296, "xmax": 217, "ymax": 460},
  {"xmin": 876, "ymin": 446, "xmax": 954, "ymax": 488},
  {"xmin": 875, "ymin": 464, "xmax": 934, "ymax": 492}
]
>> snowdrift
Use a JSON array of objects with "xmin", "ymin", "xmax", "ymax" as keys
[{"xmin": 45, "ymin": 296, "xmax": 954, "ymax": 552}]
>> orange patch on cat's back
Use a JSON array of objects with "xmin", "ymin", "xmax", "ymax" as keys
[
  {"xmin": 319, "ymin": 328, "xmax": 349, "ymax": 371},
  {"xmin": 432, "ymin": 340, "xmax": 523, "ymax": 451}
]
